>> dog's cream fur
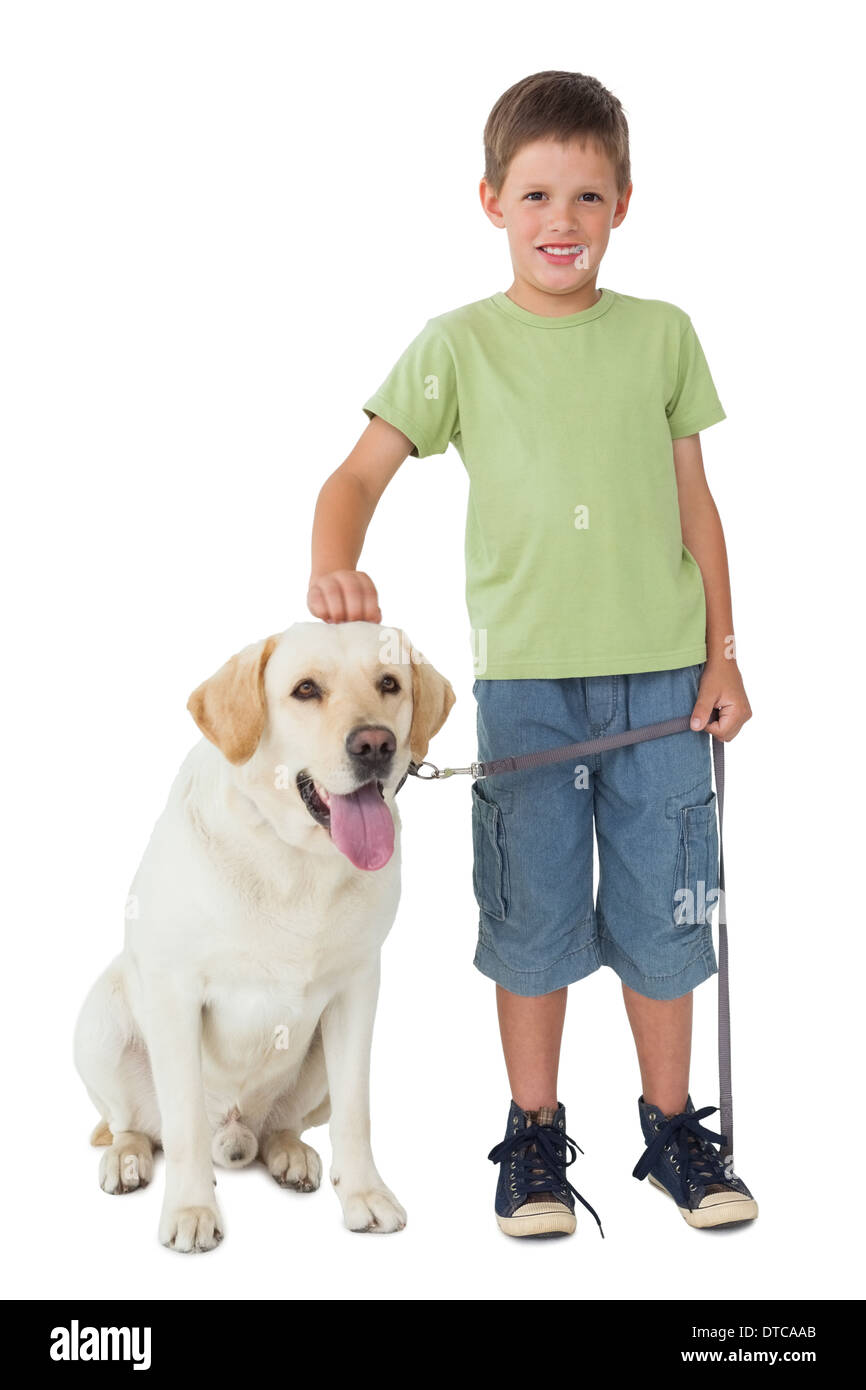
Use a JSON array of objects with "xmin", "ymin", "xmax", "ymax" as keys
[{"xmin": 74, "ymin": 622, "xmax": 455, "ymax": 1252}]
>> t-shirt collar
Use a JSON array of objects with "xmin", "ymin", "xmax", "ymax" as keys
[{"xmin": 490, "ymin": 287, "xmax": 616, "ymax": 328}]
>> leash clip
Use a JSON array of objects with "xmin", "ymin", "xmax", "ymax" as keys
[{"xmin": 411, "ymin": 760, "xmax": 485, "ymax": 780}]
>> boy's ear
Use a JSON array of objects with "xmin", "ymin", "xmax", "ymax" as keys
[{"xmin": 187, "ymin": 634, "xmax": 280, "ymax": 765}]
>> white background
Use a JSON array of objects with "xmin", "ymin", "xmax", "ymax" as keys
[{"xmin": 2, "ymin": 0, "xmax": 862, "ymax": 1302}]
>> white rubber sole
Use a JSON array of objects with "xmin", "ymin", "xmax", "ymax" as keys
[
  {"xmin": 496, "ymin": 1203, "xmax": 577, "ymax": 1237},
  {"xmin": 648, "ymin": 1173, "xmax": 759, "ymax": 1227}
]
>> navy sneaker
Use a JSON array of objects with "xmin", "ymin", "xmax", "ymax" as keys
[
  {"xmin": 487, "ymin": 1100, "xmax": 604, "ymax": 1239},
  {"xmin": 633, "ymin": 1094, "xmax": 758, "ymax": 1228}
]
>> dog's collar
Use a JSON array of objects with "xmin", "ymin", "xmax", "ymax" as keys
[{"xmin": 393, "ymin": 761, "xmax": 419, "ymax": 796}]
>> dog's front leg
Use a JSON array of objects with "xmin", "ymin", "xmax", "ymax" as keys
[
  {"xmin": 141, "ymin": 978, "xmax": 223, "ymax": 1253},
  {"xmin": 320, "ymin": 959, "xmax": 406, "ymax": 1233}
]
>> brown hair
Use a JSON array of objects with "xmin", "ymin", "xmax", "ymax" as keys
[{"xmin": 483, "ymin": 71, "xmax": 631, "ymax": 199}]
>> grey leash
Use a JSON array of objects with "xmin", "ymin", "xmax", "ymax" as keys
[{"xmin": 407, "ymin": 705, "xmax": 734, "ymax": 1164}]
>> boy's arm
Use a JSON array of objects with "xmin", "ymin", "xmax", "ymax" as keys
[
  {"xmin": 308, "ymin": 414, "xmax": 416, "ymax": 623},
  {"xmin": 673, "ymin": 432, "xmax": 752, "ymax": 740}
]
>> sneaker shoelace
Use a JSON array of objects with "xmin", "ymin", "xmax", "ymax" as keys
[
  {"xmin": 632, "ymin": 1105, "xmax": 731, "ymax": 1206},
  {"xmin": 488, "ymin": 1122, "xmax": 605, "ymax": 1237},
  {"xmin": 519, "ymin": 1107, "xmax": 562, "ymax": 1205}
]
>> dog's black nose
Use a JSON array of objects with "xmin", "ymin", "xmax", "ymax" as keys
[{"xmin": 346, "ymin": 725, "xmax": 396, "ymax": 774}]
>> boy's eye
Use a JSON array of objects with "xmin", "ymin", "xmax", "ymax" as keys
[{"xmin": 524, "ymin": 191, "xmax": 601, "ymax": 202}]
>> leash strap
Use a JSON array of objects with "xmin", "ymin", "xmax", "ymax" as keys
[
  {"xmin": 407, "ymin": 704, "xmax": 734, "ymax": 1165},
  {"xmin": 712, "ymin": 730, "xmax": 733, "ymax": 1163},
  {"xmin": 472, "ymin": 712, "xmax": 696, "ymax": 777}
]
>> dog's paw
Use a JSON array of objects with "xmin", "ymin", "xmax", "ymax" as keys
[
  {"xmin": 99, "ymin": 1132, "xmax": 154, "ymax": 1194},
  {"xmin": 262, "ymin": 1131, "xmax": 322, "ymax": 1192},
  {"xmin": 340, "ymin": 1187, "xmax": 407, "ymax": 1233},
  {"xmin": 159, "ymin": 1204, "xmax": 223, "ymax": 1253}
]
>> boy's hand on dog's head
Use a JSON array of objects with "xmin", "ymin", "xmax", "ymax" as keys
[{"xmin": 307, "ymin": 569, "xmax": 382, "ymax": 625}]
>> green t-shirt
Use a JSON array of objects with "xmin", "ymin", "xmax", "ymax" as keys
[{"xmin": 362, "ymin": 287, "xmax": 726, "ymax": 679}]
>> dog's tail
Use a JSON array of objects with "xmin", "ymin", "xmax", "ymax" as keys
[{"xmin": 90, "ymin": 1119, "xmax": 113, "ymax": 1147}]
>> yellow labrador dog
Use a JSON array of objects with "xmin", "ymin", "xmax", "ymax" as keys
[{"xmin": 74, "ymin": 622, "xmax": 455, "ymax": 1252}]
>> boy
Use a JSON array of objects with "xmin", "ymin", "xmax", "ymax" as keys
[{"xmin": 308, "ymin": 70, "xmax": 757, "ymax": 1238}]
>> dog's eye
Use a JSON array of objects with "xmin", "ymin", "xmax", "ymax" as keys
[
  {"xmin": 292, "ymin": 680, "xmax": 321, "ymax": 700},
  {"xmin": 380, "ymin": 674, "xmax": 400, "ymax": 693}
]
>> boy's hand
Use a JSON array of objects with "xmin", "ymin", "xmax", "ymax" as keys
[
  {"xmin": 690, "ymin": 659, "xmax": 752, "ymax": 741},
  {"xmin": 307, "ymin": 569, "xmax": 382, "ymax": 625}
]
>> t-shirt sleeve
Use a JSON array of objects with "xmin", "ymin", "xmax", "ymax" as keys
[
  {"xmin": 362, "ymin": 318, "xmax": 459, "ymax": 458},
  {"xmin": 665, "ymin": 314, "xmax": 727, "ymax": 439}
]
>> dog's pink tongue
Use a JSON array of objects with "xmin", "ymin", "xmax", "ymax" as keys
[{"xmin": 328, "ymin": 780, "xmax": 394, "ymax": 870}]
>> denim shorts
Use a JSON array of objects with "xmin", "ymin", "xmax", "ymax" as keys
[{"xmin": 470, "ymin": 663, "xmax": 719, "ymax": 1000}]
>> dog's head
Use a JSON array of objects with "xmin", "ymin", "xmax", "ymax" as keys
[{"xmin": 186, "ymin": 622, "xmax": 455, "ymax": 871}]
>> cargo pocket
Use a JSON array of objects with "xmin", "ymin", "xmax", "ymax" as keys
[
  {"xmin": 670, "ymin": 791, "xmax": 719, "ymax": 929},
  {"xmin": 470, "ymin": 780, "xmax": 511, "ymax": 921}
]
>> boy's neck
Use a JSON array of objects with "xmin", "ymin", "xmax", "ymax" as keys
[{"xmin": 503, "ymin": 275, "xmax": 603, "ymax": 318}]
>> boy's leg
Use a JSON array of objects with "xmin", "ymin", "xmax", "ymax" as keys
[
  {"xmin": 593, "ymin": 662, "xmax": 719, "ymax": 1003},
  {"xmin": 471, "ymin": 676, "xmax": 603, "ymax": 1237},
  {"xmin": 624, "ymin": 978, "xmax": 757, "ymax": 1225},
  {"xmin": 470, "ymin": 675, "xmax": 600, "ymax": 998},
  {"xmin": 490, "ymin": 982, "xmax": 606, "ymax": 1238},
  {"xmin": 593, "ymin": 662, "xmax": 757, "ymax": 1225},
  {"xmin": 620, "ymin": 983, "xmax": 692, "ymax": 1116},
  {"xmin": 496, "ymin": 983, "xmax": 567, "ymax": 1110}
]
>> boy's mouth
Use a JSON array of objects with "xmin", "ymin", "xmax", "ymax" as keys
[{"xmin": 536, "ymin": 243, "xmax": 589, "ymax": 266}]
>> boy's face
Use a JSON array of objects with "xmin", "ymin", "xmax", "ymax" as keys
[{"xmin": 480, "ymin": 137, "xmax": 632, "ymax": 314}]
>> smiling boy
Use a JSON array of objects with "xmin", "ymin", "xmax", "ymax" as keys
[{"xmin": 308, "ymin": 70, "xmax": 758, "ymax": 1238}]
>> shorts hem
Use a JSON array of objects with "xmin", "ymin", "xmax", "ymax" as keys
[
  {"xmin": 596, "ymin": 930, "xmax": 718, "ymax": 1001},
  {"xmin": 472, "ymin": 930, "xmax": 602, "ymax": 997}
]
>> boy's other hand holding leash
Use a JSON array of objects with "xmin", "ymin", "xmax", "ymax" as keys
[{"xmin": 690, "ymin": 658, "xmax": 752, "ymax": 740}]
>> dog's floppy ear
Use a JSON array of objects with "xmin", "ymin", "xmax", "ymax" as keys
[
  {"xmin": 407, "ymin": 639, "xmax": 456, "ymax": 764},
  {"xmin": 187, "ymin": 633, "xmax": 280, "ymax": 765}
]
